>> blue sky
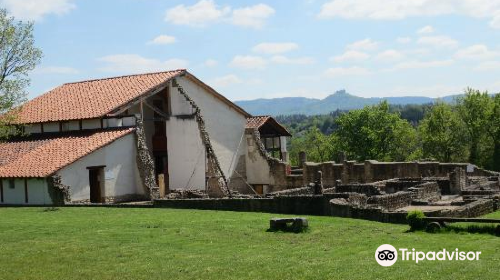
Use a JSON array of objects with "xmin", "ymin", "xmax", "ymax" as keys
[{"xmin": 3, "ymin": 0, "xmax": 500, "ymax": 101}]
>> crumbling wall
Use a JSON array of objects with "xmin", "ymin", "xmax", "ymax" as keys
[
  {"xmin": 367, "ymin": 192, "xmax": 413, "ymax": 210},
  {"xmin": 299, "ymin": 159, "xmax": 498, "ymax": 186},
  {"xmin": 135, "ymin": 118, "xmax": 158, "ymax": 199},
  {"xmin": 303, "ymin": 162, "xmax": 342, "ymax": 188},
  {"xmin": 408, "ymin": 182, "xmax": 441, "ymax": 201},
  {"xmin": 336, "ymin": 183, "xmax": 382, "ymax": 195}
]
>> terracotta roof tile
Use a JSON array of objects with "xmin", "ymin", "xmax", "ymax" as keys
[
  {"xmin": 0, "ymin": 128, "xmax": 134, "ymax": 177},
  {"xmin": 246, "ymin": 116, "xmax": 271, "ymax": 129},
  {"xmin": 246, "ymin": 116, "xmax": 292, "ymax": 137},
  {"xmin": 16, "ymin": 70, "xmax": 185, "ymax": 124}
]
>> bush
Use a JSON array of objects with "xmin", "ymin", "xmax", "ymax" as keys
[{"xmin": 407, "ymin": 210, "xmax": 426, "ymax": 231}]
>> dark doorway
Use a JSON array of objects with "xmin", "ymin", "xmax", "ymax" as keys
[{"xmin": 88, "ymin": 167, "xmax": 104, "ymax": 203}]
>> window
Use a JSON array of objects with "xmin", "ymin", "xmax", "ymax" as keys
[
  {"xmin": 61, "ymin": 121, "xmax": 70, "ymax": 132},
  {"xmin": 8, "ymin": 179, "xmax": 15, "ymax": 189}
]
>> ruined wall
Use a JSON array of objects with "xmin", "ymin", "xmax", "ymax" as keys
[
  {"xmin": 245, "ymin": 128, "xmax": 302, "ymax": 193},
  {"xmin": 408, "ymin": 182, "xmax": 441, "ymax": 201},
  {"xmin": 367, "ymin": 192, "xmax": 413, "ymax": 210},
  {"xmin": 303, "ymin": 162, "xmax": 342, "ymax": 188},
  {"xmin": 336, "ymin": 183, "xmax": 382, "ymax": 196},
  {"xmin": 299, "ymin": 160, "xmax": 498, "ymax": 186}
]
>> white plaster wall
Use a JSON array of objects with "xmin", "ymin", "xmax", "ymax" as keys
[
  {"xmin": 1, "ymin": 179, "xmax": 25, "ymax": 204},
  {"xmin": 244, "ymin": 135, "xmax": 274, "ymax": 185},
  {"xmin": 172, "ymin": 77, "xmax": 247, "ymax": 180},
  {"xmin": 27, "ymin": 179, "xmax": 52, "ymax": 205},
  {"xmin": 0, "ymin": 179, "xmax": 52, "ymax": 205},
  {"xmin": 57, "ymin": 133, "xmax": 143, "ymax": 201},
  {"xmin": 166, "ymin": 118, "xmax": 205, "ymax": 189},
  {"xmin": 82, "ymin": 119, "xmax": 101, "ymax": 130}
]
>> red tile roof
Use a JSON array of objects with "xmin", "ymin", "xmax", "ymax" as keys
[
  {"xmin": 0, "ymin": 128, "xmax": 134, "ymax": 177},
  {"xmin": 246, "ymin": 116, "xmax": 270, "ymax": 129},
  {"xmin": 246, "ymin": 116, "xmax": 292, "ymax": 137},
  {"xmin": 16, "ymin": 70, "xmax": 186, "ymax": 124}
]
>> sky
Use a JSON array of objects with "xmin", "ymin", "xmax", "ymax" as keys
[{"xmin": 3, "ymin": 0, "xmax": 500, "ymax": 101}]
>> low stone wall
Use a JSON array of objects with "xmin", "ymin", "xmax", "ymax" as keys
[
  {"xmin": 154, "ymin": 196, "xmax": 328, "ymax": 216},
  {"xmin": 422, "ymin": 177, "xmax": 450, "ymax": 194},
  {"xmin": 384, "ymin": 179, "xmax": 422, "ymax": 193},
  {"xmin": 300, "ymin": 160, "xmax": 498, "ymax": 187},
  {"xmin": 336, "ymin": 183, "xmax": 381, "ymax": 195},
  {"xmin": 268, "ymin": 186, "xmax": 313, "ymax": 196},
  {"xmin": 367, "ymin": 192, "xmax": 413, "ymax": 210},
  {"xmin": 329, "ymin": 200, "xmax": 409, "ymax": 224},
  {"xmin": 442, "ymin": 199, "xmax": 497, "ymax": 218},
  {"xmin": 408, "ymin": 182, "xmax": 441, "ymax": 201}
]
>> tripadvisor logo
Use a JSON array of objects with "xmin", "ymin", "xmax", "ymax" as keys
[{"xmin": 375, "ymin": 244, "xmax": 481, "ymax": 267}]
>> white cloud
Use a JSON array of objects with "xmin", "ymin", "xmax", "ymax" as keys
[
  {"xmin": 231, "ymin": 4, "xmax": 275, "ymax": 28},
  {"xmin": 230, "ymin": 55, "xmax": 267, "ymax": 69},
  {"xmin": 417, "ymin": 25, "xmax": 435, "ymax": 34},
  {"xmin": 491, "ymin": 12, "xmax": 500, "ymax": 29},
  {"xmin": 397, "ymin": 37, "xmax": 412, "ymax": 44},
  {"xmin": 417, "ymin": 36, "xmax": 459, "ymax": 49},
  {"xmin": 164, "ymin": 0, "xmax": 230, "ymax": 27},
  {"xmin": 0, "ymin": 0, "xmax": 75, "ymax": 21},
  {"xmin": 331, "ymin": 50, "xmax": 370, "ymax": 62},
  {"xmin": 474, "ymin": 61, "xmax": 500, "ymax": 71},
  {"xmin": 455, "ymin": 44, "xmax": 498, "ymax": 60},
  {"xmin": 317, "ymin": 0, "xmax": 500, "ymax": 29},
  {"xmin": 271, "ymin": 55, "xmax": 315, "ymax": 65},
  {"xmin": 347, "ymin": 38, "xmax": 379, "ymax": 51},
  {"xmin": 204, "ymin": 59, "xmax": 218, "ymax": 67},
  {"xmin": 393, "ymin": 59, "xmax": 454, "ymax": 70},
  {"xmin": 375, "ymin": 50, "xmax": 404, "ymax": 62},
  {"xmin": 164, "ymin": 1, "xmax": 274, "ymax": 28},
  {"xmin": 98, "ymin": 54, "xmax": 188, "ymax": 73},
  {"xmin": 252, "ymin": 42, "xmax": 299, "ymax": 54},
  {"xmin": 210, "ymin": 74, "xmax": 242, "ymax": 88},
  {"xmin": 147, "ymin": 35, "xmax": 176, "ymax": 45},
  {"xmin": 324, "ymin": 66, "xmax": 370, "ymax": 77},
  {"xmin": 33, "ymin": 66, "xmax": 79, "ymax": 74}
]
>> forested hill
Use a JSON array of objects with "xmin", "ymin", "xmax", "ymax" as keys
[{"xmin": 236, "ymin": 90, "xmax": 460, "ymax": 116}]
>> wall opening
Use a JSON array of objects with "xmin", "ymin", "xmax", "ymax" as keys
[{"xmin": 88, "ymin": 166, "xmax": 105, "ymax": 203}]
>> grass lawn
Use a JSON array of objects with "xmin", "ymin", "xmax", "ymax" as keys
[{"xmin": 0, "ymin": 207, "xmax": 499, "ymax": 280}]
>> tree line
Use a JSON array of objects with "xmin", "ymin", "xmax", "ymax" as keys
[{"xmin": 285, "ymin": 89, "xmax": 500, "ymax": 171}]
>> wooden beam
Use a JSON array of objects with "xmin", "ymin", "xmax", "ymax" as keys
[
  {"xmin": 140, "ymin": 99, "xmax": 144, "ymax": 120},
  {"xmin": 108, "ymin": 82, "xmax": 171, "ymax": 117},
  {"xmin": 24, "ymin": 178, "xmax": 28, "ymax": 203},
  {"xmin": 143, "ymin": 100, "xmax": 169, "ymax": 119}
]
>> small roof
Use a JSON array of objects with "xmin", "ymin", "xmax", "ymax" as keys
[
  {"xmin": 0, "ymin": 128, "xmax": 134, "ymax": 178},
  {"xmin": 14, "ymin": 69, "xmax": 250, "ymax": 124},
  {"xmin": 246, "ymin": 116, "xmax": 291, "ymax": 137}
]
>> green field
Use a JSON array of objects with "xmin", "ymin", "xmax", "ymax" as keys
[{"xmin": 0, "ymin": 207, "xmax": 499, "ymax": 280}]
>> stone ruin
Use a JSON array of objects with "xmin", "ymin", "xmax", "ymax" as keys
[
  {"xmin": 267, "ymin": 160, "xmax": 500, "ymax": 222},
  {"xmin": 157, "ymin": 158, "xmax": 500, "ymax": 224}
]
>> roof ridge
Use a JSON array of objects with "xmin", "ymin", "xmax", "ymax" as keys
[{"xmin": 63, "ymin": 69, "xmax": 186, "ymax": 85}]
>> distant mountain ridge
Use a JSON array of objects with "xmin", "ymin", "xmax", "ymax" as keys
[{"xmin": 235, "ymin": 90, "xmax": 461, "ymax": 116}]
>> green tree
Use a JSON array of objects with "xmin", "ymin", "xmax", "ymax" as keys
[
  {"xmin": 487, "ymin": 94, "xmax": 500, "ymax": 171},
  {"xmin": 334, "ymin": 101, "xmax": 418, "ymax": 161},
  {"xmin": 418, "ymin": 102, "xmax": 467, "ymax": 162},
  {"xmin": 288, "ymin": 127, "xmax": 337, "ymax": 165},
  {"xmin": 0, "ymin": 9, "xmax": 42, "ymax": 139},
  {"xmin": 456, "ymin": 88, "xmax": 494, "ymax": 165}
]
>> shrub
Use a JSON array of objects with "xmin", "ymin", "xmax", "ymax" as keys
[{"xmin": 407, "ymin": 210, "xmax": 426, "ymax": 231}]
